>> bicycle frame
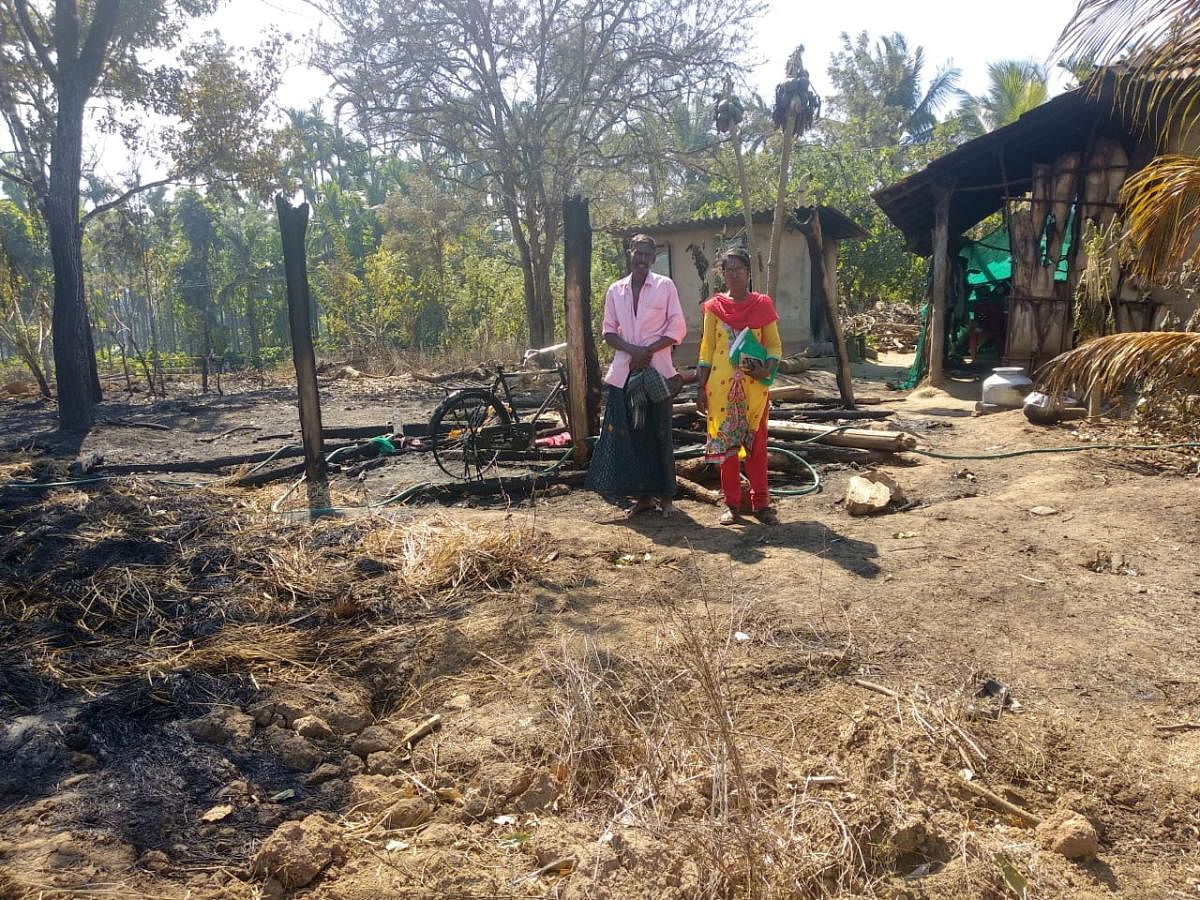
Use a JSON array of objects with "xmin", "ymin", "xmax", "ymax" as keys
[{"xmin": 494, "ymin": 365, "xmax": 567, "ymax": 428}]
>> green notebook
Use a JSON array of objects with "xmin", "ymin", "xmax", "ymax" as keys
[{"xmin": 728, "ymin": 327, "xmax": 776, "ymax": 385}]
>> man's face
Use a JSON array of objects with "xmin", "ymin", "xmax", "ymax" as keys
[{"xmin": 629, "ymin": 242, "xmax": 655, "ymax": 278}]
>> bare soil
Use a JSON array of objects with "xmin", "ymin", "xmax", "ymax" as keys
[{"xmin": 1, "ymin": 360, "xmax": 1198, "ymax": 899}]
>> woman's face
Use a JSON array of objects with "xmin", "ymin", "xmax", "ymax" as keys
[{"xmin": 722, "ymin": 256, "xmax": 750, "ymax": 294}]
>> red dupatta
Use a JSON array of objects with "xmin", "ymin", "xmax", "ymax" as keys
[{"xmin": 703, "ymin": 291, "xmax": 778, "ymax": 330}]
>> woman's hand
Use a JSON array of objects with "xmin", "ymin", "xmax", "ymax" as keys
[
  {"xmin": 744, "ymin": 358, "xmax": 769, "ymax": 381},
  {"xmin": 696, "ymin": 388, "xmax": 708, "ymax": 415}
]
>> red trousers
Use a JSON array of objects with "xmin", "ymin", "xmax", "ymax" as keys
[{"xmin": 720, "ymin": 416, "xmax": 769, "ymax": 510}]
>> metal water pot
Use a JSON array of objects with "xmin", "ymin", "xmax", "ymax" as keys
[{"xmin": 981, "ymin": 366, "xmax": 1034, "ymax": 408}]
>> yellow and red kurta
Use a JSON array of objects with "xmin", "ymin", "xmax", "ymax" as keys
[{"xmin": 697, "ymin": 292, "xmax": 782, "ymax": 462}]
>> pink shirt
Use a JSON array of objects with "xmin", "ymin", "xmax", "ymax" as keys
[{"xmin": 601, "ymin": 271, "xmax": 687, "ymax": 388}]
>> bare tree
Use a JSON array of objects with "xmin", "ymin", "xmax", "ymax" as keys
[
  {"xmin": 0, "ymin": 2, "xmax": 283, "ymax": 429},
  {"xmin": 315, "ymin": 0, "xmax": 763, "ymax": 348}
]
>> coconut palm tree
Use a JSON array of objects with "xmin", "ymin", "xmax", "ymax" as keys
[
  {"xmin": 827, "ymin": 32, "xmax": 963, "ymax": 145},
  {"xmin": 957, "ymin": 61, "xmax": 1049, "ymax": 136},
  {"xmin": 1057, "ymin": 0, "xmax": 1200, "ymax": 284}
]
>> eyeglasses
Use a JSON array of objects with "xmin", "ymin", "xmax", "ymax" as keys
[{"xmin": 722, "ymin": 264, "xmax": 748, "ymax": 274}]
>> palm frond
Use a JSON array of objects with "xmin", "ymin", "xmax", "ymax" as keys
[
  {"xmin": 1038, "ymin": 331, "xmax": 1200, "ymax": 399},
  {"xmin": 1121, "ymin": 154, "xmax": 1200, "ymax": 280},
  {"xmin": 1056, "ymin": 0, "xmax": 1200, "ymax": 68},
  {"xmin": 1056, "ymin": 0, "xmax": 1200, "ymax": 138}
]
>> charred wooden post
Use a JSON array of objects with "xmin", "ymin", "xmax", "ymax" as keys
[
  {"xmin": 275, "ymin": 195, "xmax": 329, "ymax": 513},
  {"xmin": 805, "ymin": 209, "xmax": 855, "ymax": 409},
  {"xmin": 928, "ymin": 182, "xmax": 953, "ymax": 386},
  {"xmin": 563, "ymin": 194, "xmax": 603, "ymax": 465}
]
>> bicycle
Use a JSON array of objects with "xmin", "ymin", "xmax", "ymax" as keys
[{"xmin": 427, "ymin": 362, "xmax": 570, "ymax": 481}]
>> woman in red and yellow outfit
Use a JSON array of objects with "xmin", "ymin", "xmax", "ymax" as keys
[{"xmin": 696, "ymin": 247, "xmax": 782, "ymax": 525}]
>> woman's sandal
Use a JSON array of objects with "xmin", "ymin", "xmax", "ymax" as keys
[{"xmin": 718, "ymin": 506, "xmax": 739, "ymax": 526}]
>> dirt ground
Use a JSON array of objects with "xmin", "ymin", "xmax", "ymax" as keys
[{"xmin": 1, "ymin": 358, "xmax": 1199, "ymax": 899}]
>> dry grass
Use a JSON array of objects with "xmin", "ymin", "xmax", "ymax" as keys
[
  {"xmin": 1038, "ymin": 330, "xmax": 1200, "ymax": 404},
  {"xmin": 536, "ymin": 583, "xmax": 1020, "ymax": 899},
  {"xmin": 0, "ymin": 477, "xmax": 550, "ymax": 704}
]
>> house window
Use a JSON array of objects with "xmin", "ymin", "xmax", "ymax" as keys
[{"xmin": 653, "ymin": 243, "xmax": 671, "ymax": 278}]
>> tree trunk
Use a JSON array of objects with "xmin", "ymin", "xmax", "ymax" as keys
[
  {"xmin": 47, "ymin": 88, "xmax": 102, "ymax": 431},
  {"xmin": 247, "ymin": 293, "xmax": 262, "ymax": 369},
  {"xmin": 200, "ymin": 315, "xmax": 211, "ymax": 393},
  {"xmin": 767, "ymin": 111, "xmax": 799, "ymax": 302},
  {"xmin": 533, "ymin": 246, "xmax": 555, "ymax": 349},
  {"xmin": 729, "ymin": 121, "xmax": 761, "ymax": 285}
]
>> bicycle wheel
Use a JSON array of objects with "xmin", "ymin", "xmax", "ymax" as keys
[{"xmin": 428, "ymin": 388, "xmax": 513, "ymax": 480}]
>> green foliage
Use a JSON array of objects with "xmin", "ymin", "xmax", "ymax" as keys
[{"xmin": 957, "ymin": 61, "xmax": 1049, "ymax": 135}]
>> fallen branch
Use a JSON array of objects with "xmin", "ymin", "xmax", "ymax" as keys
[
  {"xmin": 400, "ymin": 714, "xmax": 443, "ymax": 750},
  {"xmin": 201, "ymin": 425, "xmax": 260, "ymax": 443},
  {"xmin": 960, "ymin": 777, "xmax": 1043, "ymax": 826},
  {"xmin": 851, "ymin": 678, "xmax": 899, "ymax": 699},
  {"xmin": 100, "ymin": 418, "xmax": 170, "ymax": 431},
  {"xmin": 1155, "ymin": 722, "xmax": 1200, "ymax": 732},
  {"xmin": 515, "ymin": 856, "xmax": 576, "ymax": 884}
]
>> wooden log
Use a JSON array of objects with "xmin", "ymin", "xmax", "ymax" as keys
[
  {"xmin": 791, "ymin": 408, "xmax": 893, "ymax": 422},
  {"xmin": 800, "ymin": 395, "xmax": 894, "ymax": 406},
  {"xmin": 766, "ymin": 419, "xmax": 915, "ymax": 452},
  {"xmin": 672, "ymin": 383, "xmax": 814, "ymax": 416},
  {"xmin": 442, "ymin": 448, "xmax": 571, "ymax": 463},
  {"xmin": 232, "ymin": 460, "xmax": 307, "ymax": 488},
  {"xmin": 675, "ymin": 475, "xmax": 722, "ymax": 505},
  {"xmin": 407, "ymin": 470, "xmax": 587, "ymax": 502},
  {"xmin": 95, "ymin": 441, "xmax": 360, "ymax": 476},
  {"xmin": 673, "ymin": 427, "xmax": 902, "ymax": 466},
  {"xmin": 676, "ymin": 457, "xmax": 719, "ymax": 485},
  {"xmin": 563, "ymin": 194, "xmax": 602, "ymax": 466},
  {"xmin": 276, "ymin": 195, "xmax": 329, "ymax": 513},
  {"xmin": 323, "ymin": 424, "xmax": 393, "ymax": 440}
]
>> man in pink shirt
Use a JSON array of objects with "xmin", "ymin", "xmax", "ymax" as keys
[{"xmin": 585, "ymin": 234, "xmax": 687, "ymax": 517}]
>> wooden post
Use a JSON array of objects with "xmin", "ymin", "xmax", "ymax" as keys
[
  {"xmin": 563, "ymin": 194, "xmax": 602, "ymax": 465},
  {"xmin": 275, "ymin": 195, "xmax": 329, "ymax": 513},
  {"xmin": 806, "ymin": 210, "xmax": 855, "ymax": 409},
  {"xmin": 928, "ymin": 182, "xmax": 953, "ymax": 387}
]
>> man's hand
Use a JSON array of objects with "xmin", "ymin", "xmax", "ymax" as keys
[{"xmin": 629, "ymin": 346, "xmax": 653, "ymax": 371}]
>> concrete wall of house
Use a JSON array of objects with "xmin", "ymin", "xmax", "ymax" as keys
[{"xmin": 653, "ymin": 222, "xmax": 818, "ymax": 366}]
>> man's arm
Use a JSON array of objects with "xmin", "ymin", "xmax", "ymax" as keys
[{"xmin": 604, "ymin": 332, "xmax": 661, "ymax": 370}]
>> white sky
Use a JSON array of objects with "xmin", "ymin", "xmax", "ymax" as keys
[
  {"xmin": 208, "ymin": 0, "xmax": 1082, "ymax": 112},
  {"xmin": 76, "ymin": 0, "xmax": 1082, "ymax": 184}
]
